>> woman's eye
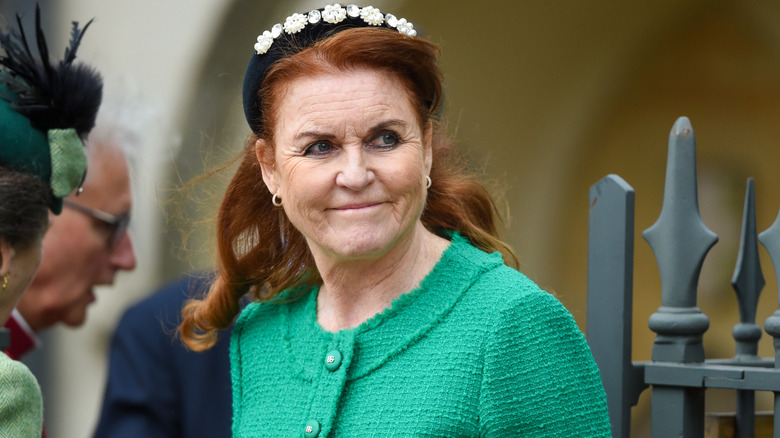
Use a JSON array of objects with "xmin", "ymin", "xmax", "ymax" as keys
[
  {"xmin": 303, "ymin": 141, "xmax": 332, "ymax": 156},
  {"xmin": 370, "ymin": 131, "xmax": 400, "ymax": 149}
]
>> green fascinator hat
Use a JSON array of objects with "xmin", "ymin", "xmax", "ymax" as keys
[{"xmin": 0, "ymin": 5, "xmax": 103, "ymax": 214}]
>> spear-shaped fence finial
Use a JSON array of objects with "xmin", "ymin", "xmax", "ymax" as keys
[
  {"xmin": 731, "ymin": 178, "xmax": 764, "ymax": 359},
  {"xmin": 644, "ymin": 116, "xmax": 718, "ymax": 363}
]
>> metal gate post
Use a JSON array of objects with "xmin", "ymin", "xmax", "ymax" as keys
[
  {"xmin": 731, "ymin": 179, "xmax": 764, "ymax": 438},
  {"xmin": 587, "ymin": 174, "xmax": 647, "ymax": 438},
  {"xmin": 759, "ymin": 209, "xmax": 780, "ymax": 438},
  {"xmin": 643, "ymin": 117, "xmax": 717, "ymax": 438}
]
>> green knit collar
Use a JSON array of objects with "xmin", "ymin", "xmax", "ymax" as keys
[{"xmin": 283, "ymin": 231, "xmax": 506, "ymax": 380}]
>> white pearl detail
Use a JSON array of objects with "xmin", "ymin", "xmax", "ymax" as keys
[
  {"xmin": 360, "ymin": 6, "xmax": 384, "ymax": 26},
  {"xmin": 322, "ymin": 4, "xmax": 347, "ymax": 24},
  {"xmin": 254, "ymin": 30, "xmax": 274, "ymax": 54},
  {"xmin": 396, "ymin": 18, "xmax": 416, "ymax": 37},
  {"xmin": 283, "ymin": 13, "xmax": 307, "ymax": 34},
  {"xmin": 251, "ymin": 5, "xmax": 417, "ymax": 54}
]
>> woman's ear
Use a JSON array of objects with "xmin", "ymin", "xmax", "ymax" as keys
[
  {"xmin": 255, "ymin": 138, "xmax": 279, "ymax": 195},
  {"xmin": 0, "ymin": 239, "xmax": 14, "ymax": 277},
  {"xmin": 423, "ymin": 120, "xmax": 434, "ymax": 175}
]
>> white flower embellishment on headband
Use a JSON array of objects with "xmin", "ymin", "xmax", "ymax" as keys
[
  {"xmin": 253, "ymin": 3, "xmax": 417, "ymax": 55},
  {"xmin": 359, "ymin": 6, "xmax": 384, "ymax": 26},
  {"xmin": 322, "ymin": 4, "xmax": 347, "ymax": 24},
  {"xmin": 283, "ymin": 13, "xmax": 307, "ymax": 34},
  {"xmin": 255, "ymin": 31, "xmax": 274, "ymax": 54}
]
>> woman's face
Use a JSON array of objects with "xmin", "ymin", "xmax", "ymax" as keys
[{"xmin": 259, "ymin": 68, "xmax": 432, "ymax": 264}]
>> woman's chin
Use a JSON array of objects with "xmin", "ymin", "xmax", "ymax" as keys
[{"xmin": 314, "ymin": 231, "xmax": 400, "ymax": 263}]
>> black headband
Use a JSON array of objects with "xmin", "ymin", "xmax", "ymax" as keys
[{"xmin": 241, "ymin": 5, "xmax": 417, "ymax": 135}]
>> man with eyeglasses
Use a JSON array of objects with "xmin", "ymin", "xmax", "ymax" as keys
[{"xmin": 3, "ymin": 131, "xmax": 137, "ymax": 360}]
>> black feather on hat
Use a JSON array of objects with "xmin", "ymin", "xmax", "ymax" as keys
[
  {"xmin": 0, "ymin": 4, "xmax": 103, "ymax": 138},
  {"xmin": 0, "ymin": 4, "xmax": 103, "ymax": 213}
]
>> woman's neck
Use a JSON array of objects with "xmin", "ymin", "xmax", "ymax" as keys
[
  {"xmin": 0, "ymin": 303, "xmax": 14, "ymax": 327},
  {"xmin": 314, "ymin": 225, "xmax": 449, "ymax": 332}
]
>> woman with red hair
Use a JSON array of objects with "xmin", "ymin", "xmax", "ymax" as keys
[{"xmin": 180, "ymin": 4, "xmax": 610, "ymax": 436}]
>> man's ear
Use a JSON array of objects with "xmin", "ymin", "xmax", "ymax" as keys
[
  {"xmin": 0, "ymin": 239, "xmax": 15, "ymax": 277},
  {"xmin": 255, "ymin": 139, "xmax": 279, "ymax": 195}
]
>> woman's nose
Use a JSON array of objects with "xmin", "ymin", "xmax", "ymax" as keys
[{"xmin": 335, "ymin": 149, "xmax": 374, "ymax": 190}]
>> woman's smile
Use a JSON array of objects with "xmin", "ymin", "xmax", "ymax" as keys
[{"xmin": 331, "ymin": 202, "xmax": 383, "ymax": 211}]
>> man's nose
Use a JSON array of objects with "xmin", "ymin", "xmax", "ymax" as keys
[{"xmin": 110, "ymin": 231, "xmax": 137, "ymax": 271}]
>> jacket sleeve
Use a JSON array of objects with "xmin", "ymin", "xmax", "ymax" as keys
[{"xmin": 479, "ymin": 288, "xmax": 612, "ymax": 437}]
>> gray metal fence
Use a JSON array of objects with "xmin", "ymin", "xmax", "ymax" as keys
[{"xmin": 587, "ymin": 116, "xmax": 780, "ymax": 438}]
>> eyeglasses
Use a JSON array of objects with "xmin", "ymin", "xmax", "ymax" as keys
[{"xmin": 62, "ymin": 199, "xmax": 131, "ymax": 248}]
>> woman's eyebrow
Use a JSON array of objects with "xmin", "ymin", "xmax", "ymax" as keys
[
  {"xmin": 370, "ymin": 119, "xmax": 408, "ymax": 131},
  {"xmin": 295, "ymin": 119, "xmax": 409, "ymax": 141},
  {"xmin": 295, "ymin": 130, "xmax": 336, "ymax": 141}
]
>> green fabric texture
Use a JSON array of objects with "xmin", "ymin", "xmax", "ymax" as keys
[
  {"xmin": 231, "ymin": 232, "xmax": 612, "ymax": 437},
  {"xmin": 0, "ymin": 94, "xmax": 50, "ymax": 184},
  {"xmin": 47, "ymin": 128, "xmax": 87, "ymax": 198},
  {"xmin": 0, "ymin": 352, "xmax": 43, "ymax": 437}
]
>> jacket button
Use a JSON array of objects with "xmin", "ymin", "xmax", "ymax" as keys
[
  {"xmin": 324, "ymin": 350, "xmax": 342, "ymax": 371},
  {"xmin": 304, "ymin": 420, "xmax": 321, "ymax": 437}
]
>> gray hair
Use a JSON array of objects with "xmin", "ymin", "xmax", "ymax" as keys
[{"xmin": 86, "ymin": 79, "xmax": 162, "ymax": 163}]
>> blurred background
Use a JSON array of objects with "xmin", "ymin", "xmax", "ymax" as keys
[{"xmin": 2, "ymin": 0, "xmax": 780, "ymax": 436}]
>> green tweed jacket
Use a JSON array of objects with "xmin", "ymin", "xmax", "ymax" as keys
[
  {"xmin": 231, "ymin": 232, "xmax": 611, "ymax": 437},
  {"xmin": 0, "ymin": 352, "xmax": 42, "ymax": 438}
]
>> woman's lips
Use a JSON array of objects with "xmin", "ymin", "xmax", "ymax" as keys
[{"xmin": 332, "ymin": 202, "xmax": 383, "ymax": 212}]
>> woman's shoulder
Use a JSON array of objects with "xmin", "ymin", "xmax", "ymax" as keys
[
  {"xmin": 446, "ymin": 236, "xmax": 576, "ymax": 332},
  {"xmin": 464, "ymin": 263, "xmax": 571, "ymax": 329},
  {"xmin": 235, "ymin": 300, "xmax": 280, "ymax": 330},
  {"xmin": 0, "ymin": 353, "xmax": 43, "ymax": 434},
  {"xmin": 0, "ymin": 352, "xmax": 39, "ymax": 390},
  {"xmin": 460, "ymin": 262, "xmax": 589, "ymax": 363},
  {"xmin": 234, "ymin": 286, "xmax": 313, "ymax": 330},
  {"xmin": 445, "ymin": 232, "xmax": 551, "ymax": 305}
]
